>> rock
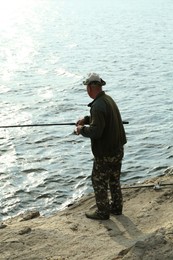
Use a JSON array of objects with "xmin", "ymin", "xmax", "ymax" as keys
[
  {"xmin": 0, "ymin": 223, "xmax": 7, "ymax": 229},
  {"xmin": 70, "ymin": 223, "xmax": 78, "ymax": 231},
  {"xmin": 18, "ymin": 227, "xmax": 32, "ymax": 235},
  {"xmin": 20, "ymin": 210, "xmax": 40, "ymax": 221}
]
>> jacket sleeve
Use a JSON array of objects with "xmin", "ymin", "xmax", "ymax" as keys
[
  {"xmin": 80, "ymin": 108, "xmax": 105, "ymax": 139},
  {"xmin": 84, "ymin": 116, "xmax": 90, "ymax": 125}
]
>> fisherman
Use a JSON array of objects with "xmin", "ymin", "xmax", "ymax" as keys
[{"xmin": 75, "ymin": 73, "xmax": 127, "ymax": 220}]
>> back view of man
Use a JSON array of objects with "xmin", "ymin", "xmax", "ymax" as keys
[{"xmin": 76, "ymin": 73, "xmax": 127, "ymax": 220}]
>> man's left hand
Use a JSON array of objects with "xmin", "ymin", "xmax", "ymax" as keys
[{"xmin": 75, "ymin": 125, "xmax": 83, "ymax": 135}]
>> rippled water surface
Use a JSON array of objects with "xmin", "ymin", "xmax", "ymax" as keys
[{"xmin": 0, "ymin": 0, "xmax": 173, "ymax": 220}]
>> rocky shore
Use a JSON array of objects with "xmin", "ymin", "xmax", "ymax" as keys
[{"xmin": 0, "ymin": 168, "xmax": 173, "ymax": 260}]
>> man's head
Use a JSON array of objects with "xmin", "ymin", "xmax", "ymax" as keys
[
  {"xmin": 83, "ymin": 73, "xmax": 106, "ymax": 99},
  {"xmin": 83, "ymin": 73, "xmax": 106, "ymax": 87}
]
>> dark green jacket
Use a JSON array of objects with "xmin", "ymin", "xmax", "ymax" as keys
[{"xmin": 80, "ymin": 91, "xmax": 127, "ymax": 157}]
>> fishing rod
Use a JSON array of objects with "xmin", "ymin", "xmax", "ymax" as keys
[
  {"xmin": 0, "ymin": 123, "xmax": 76, "ymax": 128},
  {"xmin": 0, "ymin": 121, "xmax": 129, "ymax": 129},
  {"xmin": 122, "ymin": 182, "xmax": 173, "ymax": 190}
]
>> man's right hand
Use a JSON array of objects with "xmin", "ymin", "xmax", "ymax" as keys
[{"xmin": 76, "ymin": 118, "xmax": 85, "ymax": 126}]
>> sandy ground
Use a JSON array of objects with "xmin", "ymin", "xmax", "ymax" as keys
[{"xmin": 0, "ymin": 168, "xmax": 173, "ymax": 260}]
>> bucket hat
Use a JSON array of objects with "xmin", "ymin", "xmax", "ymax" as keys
[{"xmin": 83, "ymin": 73, "xmax": 106, "ymax": 86}]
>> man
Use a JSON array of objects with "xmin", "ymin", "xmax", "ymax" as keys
[{"xmin": 76, "ymin": 73, "xmax": 127, "ymax": 220}]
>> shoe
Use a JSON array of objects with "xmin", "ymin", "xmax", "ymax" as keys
[
  {"xmin": 110, "ymin": 209, "xmax": 122, "ymax": 215},
  {"xmin": 110, "ymin": 205, "xmax": 122, "ymax": 215},
  {"xmin": 85, "ymin": 210, "xmax": 109, "ymax": 220}
]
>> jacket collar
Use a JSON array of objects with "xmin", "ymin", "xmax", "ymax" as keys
[{"xmin": 88, "ymin": 91, "xmax": 105, "ymax": 107}]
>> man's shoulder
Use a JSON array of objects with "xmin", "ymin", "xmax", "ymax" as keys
[{"xmin": 92, "ymin": 96, "xmax": 107, "ymax": 113}]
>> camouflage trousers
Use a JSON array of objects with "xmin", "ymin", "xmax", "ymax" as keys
[{"xmin": 92, "ymin": 148, "xmax": 124, "ymax": 215}]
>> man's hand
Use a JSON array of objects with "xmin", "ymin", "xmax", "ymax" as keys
[
  {"xmin": 76, "ymin": 118, "xmax": 85, "ymax": 126},
  {"xmin": 75, "ymin": 125, "xmax": 84, "ymax": 135}
]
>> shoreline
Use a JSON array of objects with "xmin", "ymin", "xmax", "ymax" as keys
[{"xmin": 0, "ymin": 169, "xmax": 173, "ymax": 260}]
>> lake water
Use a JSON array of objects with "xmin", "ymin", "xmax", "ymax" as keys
[{"xmin": 0, "ymin": 0, "xmax": 173, "ymax": 220}]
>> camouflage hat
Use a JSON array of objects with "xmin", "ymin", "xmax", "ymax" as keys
[{"xmin": 83, "ymin": 73, "xmax": 106, "ymax": 86}]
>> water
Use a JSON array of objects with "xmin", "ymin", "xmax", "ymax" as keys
[{"xmin": 0, "ymin": 0, "xmax": 173, "ymax": 220}]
